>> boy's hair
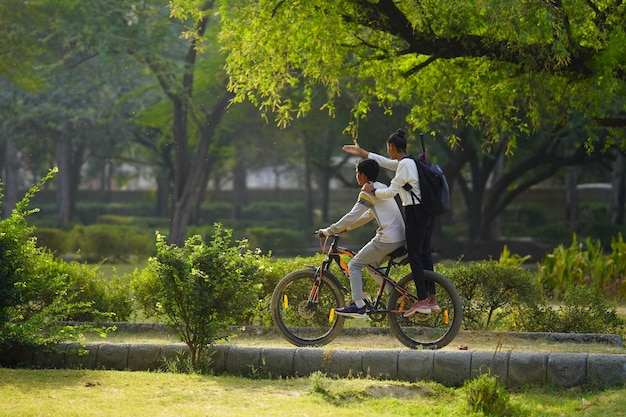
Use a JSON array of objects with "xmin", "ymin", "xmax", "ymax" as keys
[
  {"xmin": 387, "ymin": 128, "xmax": 407, "ymax": 152},
  {"xmin": 357, "ymin": 159, "xmax": 379, "ymax": 182}
]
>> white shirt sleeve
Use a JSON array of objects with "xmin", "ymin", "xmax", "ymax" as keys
[{"xmin": 368, "ymin": 153, "xmax": 420, "ymax": 206}]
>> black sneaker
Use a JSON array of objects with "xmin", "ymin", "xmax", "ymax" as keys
[{"xmin": 335, "ymin": 302, "xmax": 368, "ymax": 319}]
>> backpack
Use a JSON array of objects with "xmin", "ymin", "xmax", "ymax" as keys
[{"xmin": 403, "ymin": 155, "xmax": 451, "ymax": 217}]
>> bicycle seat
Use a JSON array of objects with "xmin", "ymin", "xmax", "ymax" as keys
[{"xmin": 387, "ymin": 247, "xmax": 409, "ymax": 265}]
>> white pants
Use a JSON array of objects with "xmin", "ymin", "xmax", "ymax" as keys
[{"xmin": 348, "ymin": 239, "xmax": 405, "ymax": 305}]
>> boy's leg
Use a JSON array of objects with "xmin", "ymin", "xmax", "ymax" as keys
[{"xmin": 348, "ymin": 240, "xmax": 400, "ymax": 306}]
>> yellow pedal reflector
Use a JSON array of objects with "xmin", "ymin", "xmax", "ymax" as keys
[
  {"xmin": 443, "ymin": 310, "xmax": 449, "ymax": 324},
  {"xmin": 399, "ymin": 300, "xmax": 405, "ymax": 310},
  {"xmin": 329, "ymin": 309, "xmax": 335, "ymax": 323},
  {"xmin": 283, "ymin": 294, "xmax": 289, "ymax": 309}
]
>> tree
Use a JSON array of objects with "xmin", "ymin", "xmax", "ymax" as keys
[
  {"xmin": 442, "ymin": 121, "xmax": 610, "ymax": 240},
  {"xmin": 0, "ymin": 0, "xmax": 51, "ymax": 90},
  {"xmin": 202, "ymin": 0, "xmax": 625, "ymax": 240},
  {"xmin": 208, "ymin": 0, "xmax": 624, "ymax": 146},
  {"xmin": 121, "ymin": 0, "xmax": 235, "ymax": 245}
]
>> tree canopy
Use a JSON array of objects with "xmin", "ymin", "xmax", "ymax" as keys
[{"xmin": 171, "ymin": 0, "xmax": 626, "ymax": 149}]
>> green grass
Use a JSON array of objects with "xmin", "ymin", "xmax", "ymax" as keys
[{"xmin": 0, "ymin": 368, "xmax": 624, "ymax": 417}]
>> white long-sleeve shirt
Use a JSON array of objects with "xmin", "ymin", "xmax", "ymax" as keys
[
  {"xmin": 321, "ymin": 181, "xmax": 405, "ymax": 244},
  {"xmin": 368, "ymin": 153, "xmax": 421, "ymax": 206}
]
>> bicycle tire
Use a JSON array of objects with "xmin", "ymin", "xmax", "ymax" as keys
[
  {"xmin": 388, "ymin": 270, "xmax": 463, "ymax": 349},
  {"xmin": 271, "ymin": 268, "xmax": 346, "ymax": 347}
]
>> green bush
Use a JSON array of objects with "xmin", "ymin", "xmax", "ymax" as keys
[
  {"xmin": 198, "ymin": 201, "xmax": 233, "ymax": 221},
  {"xmin": 517, "ymin": 285, "xmax": 624, "ymax": 335},
  {"xmin": 74, "ymin": 201, "xmax": 157, "ymax": 224},
  {"xmin": 14, "ymin": 255, "xmax": 133, "ymax": 323},
  {"xmin": 71, "ymin": 224, "xmax": 154, "ymax": 263},
  {"xmin": 97, "ymin": 214, "xmax": 169, "ymax": 229},
  {"xmin": 1, "ymin": 170, "xmax": 114, "ymax": 352},
  {"xmin": 61, "ymin": 262, "xmax": 133, "ymax": 322},
  {"xmin": 445, "ymin": 260, "xmax": 541, "ymax": 330},
  {"xmin": 242, "ymin": 200, "xmax": 305, "ymax": 221},
  {"xmin": 501, "ymin": 204, "xmax": 547, "ymax": 237},
  {"xmin": 245, "ymin": 226, "xmax": 306, "ymax": 255},
  {"xmin": 529, "ymin": 222, "xmax": 572, "ymax": 246},
  {"xmin": 32, "ymin": 227, "xmax": 70, "ymax": 255},
  {"xmin": 131, "ymin": 224, "xmax": 267, "ymax": 371}
]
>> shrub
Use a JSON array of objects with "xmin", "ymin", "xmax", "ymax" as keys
[
  {"xmin": 198, "ymin": 201, "xmax": 233, "ymax": 221},
  {"xmin": 97, "ymin": 214, "xmax": 169, "ymax": 229},
  {"xmin": 32, "ymin": 227, "xmax": 70, "ymax": 255},
  {"xmin": 245, "ymin": 226, "xmax": 305, "ymax": 255},
  {"xmin": 74, "ymin": 201, "xmax": 156, "ymax": 224},
  {"xmin": 517, "ymin": 285, "xmax": 624, "ymax": 335},
  {"xmin": 71, "ymin": 224, "xmax": 154, "ymax": 263},
  {"xmin": 242, "ymin": 200, "xmax": 305, "ymax": 223},
  {"xmin": 0, "ymin": 169, "xmax": 113, "ymax": 352},
  {"xmin": 445, "ymin": 260, "xmax": 541, "ymax": 330},
  {"xmin": 529, "ymin": 222, "xmax": 572, "ymax": 246},
  {"xmin": 501, "ymin": 204, "xmax": 547, "ymax": 237},
  {"xmin": 131, "ymin": 224, "xmax": 267, "ymax": 371}
]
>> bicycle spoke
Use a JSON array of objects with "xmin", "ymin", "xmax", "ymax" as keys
[
  {"xmin": 271, "ymin": 269, "xmax": 345, "ymax": 346},
  {"xmin": 388, "ymin": 271, "xmax": 462, "ymax": 349}
]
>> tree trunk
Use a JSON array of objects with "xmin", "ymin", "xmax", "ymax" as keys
[
  {"xmin": 1, "ymin": 137, "xmax": 19, "ymax": 218},
  {"xmin": 55, "ymin": 136, "xmax": 83, "ymax": 224},
  {"xmin": 231, "ymin": 152, "xmax": 248, "ymax": 219},
  {"xmin": 56, "ymin": 137, "xmax": 72, "ymax": 224},
  {"xmin": 168, "ymin": 91, "xmax": 234, "ymax": 246},
  {"xmin": 155, "ymin": 169, "xmax": 171, "ymax": 218}
]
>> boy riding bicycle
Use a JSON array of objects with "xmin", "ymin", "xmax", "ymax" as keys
[{"xmin": 317, "ymin": 159, "xmax": 405, "ymax": 318}]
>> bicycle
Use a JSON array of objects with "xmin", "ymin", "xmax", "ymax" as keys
[{"xmin": 270, "ymin": 233, "xmax": 463, "ymax": 349}]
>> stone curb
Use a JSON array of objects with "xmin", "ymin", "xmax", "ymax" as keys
[
  {"xmin": 2, "ymin": 343, "xmax": 625, "ymax": 388},
  {"xmin": 57, "ymin": 322, "xmax": 625, "ymax": 347}
]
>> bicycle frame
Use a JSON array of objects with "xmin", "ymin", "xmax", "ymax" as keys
[{"xmin": 311, "ymin": 235, "xmax": 416, "ymax": 315}]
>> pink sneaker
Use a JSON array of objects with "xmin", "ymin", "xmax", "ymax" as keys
[
  {"xmin": 403, "ymin": 298, "xmax": 431, "ymax": 317},
  {"xmin": 428, "ymin": 295, "xmax": 441, "ymax": 312}
]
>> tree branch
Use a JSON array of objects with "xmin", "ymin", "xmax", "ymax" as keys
[{"xmin": 403, "ymin": 55, "xmax": 439, "ymax": 77}]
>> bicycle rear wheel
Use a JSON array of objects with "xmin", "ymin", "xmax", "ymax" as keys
[
  {"xmin": 388, "ymin": 270, "xmax": 463, "ymax": 349},
  {"xmin": 271, "ymin": 268, "xmax": 346, "ymax": 347}
]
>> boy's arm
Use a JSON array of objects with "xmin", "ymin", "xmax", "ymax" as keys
[{"xmin": 319, "ymin": 193, "xmax": 372, "ymax": 236}]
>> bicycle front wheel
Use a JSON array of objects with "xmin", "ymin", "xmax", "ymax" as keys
[
  {"xmin": 271, "ymin": 268, "xmax": 346, "ymax": 347},
  {"xmin": 388, "ymin": 270, "xmax": 463, "ymax": 349}
]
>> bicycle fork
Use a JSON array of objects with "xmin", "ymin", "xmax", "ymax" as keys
[{"xmin": 306, "ymin": 267, "xmax": 324, "ymax": 309}]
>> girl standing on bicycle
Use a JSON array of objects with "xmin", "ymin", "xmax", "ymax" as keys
[
  {"xmin": 342, "ymin": 129, "xmax": 437, "ymax": 318},
  {"xmin": 317, "ymin": 159, "xmax": 405, "ymax": 318}
]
